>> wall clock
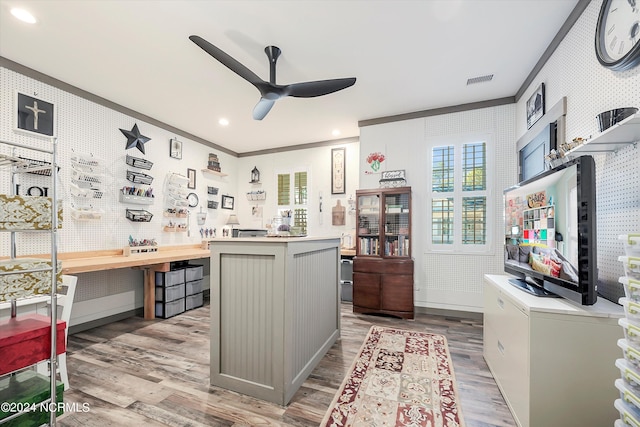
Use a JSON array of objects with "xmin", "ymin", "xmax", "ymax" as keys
[
  {"xmin": 595, "ymin": 0, "xmax": 640, "ymax": 71},
  {"xmin": 187, "ymin": 193, "xmax": 199, "ymax": 208}
]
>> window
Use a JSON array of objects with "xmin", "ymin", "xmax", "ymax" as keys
[
  {"xmin": 277, "ymin": 170, "xmax": 308, "ymax": 233},
  {"xmin": 427, "ymin": 135, "xmax": 492, "ymax": 253}
]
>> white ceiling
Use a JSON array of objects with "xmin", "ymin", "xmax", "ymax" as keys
[{"xmin": 0, "ymin": 0, "xmax": 580, "ymax": 154}]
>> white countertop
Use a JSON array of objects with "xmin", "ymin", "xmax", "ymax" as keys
[
  {"xmin": 205, "ymin": 236, "xmax": 340, "ymax": 243},
  {"xmin": 485, "ymin": 274, "xmax": 623, "ymax": 319}
]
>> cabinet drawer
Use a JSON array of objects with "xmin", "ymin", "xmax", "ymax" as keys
[
  {"xmin": 353, "ymin": 257, "xmax": 413, "ymax": 274},
  {"xmin": 353, "ymin": 272, "xmax": 381, "ymax": 309},
  {"xmin": 483, "ymin": 281, "xmax": 530, "ymax": 426},
  {"xmin": 381, "ymin": 274, "xmax": 413, "ymax": 312}
]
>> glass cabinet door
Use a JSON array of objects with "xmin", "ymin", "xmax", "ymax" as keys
[
  {"xmin": 383, "ymin": 192, "xmax": 410, "ymax": 257},
  {"xmin": 357, "ymin": 194, "xmax": 380, "ymax": 255}
]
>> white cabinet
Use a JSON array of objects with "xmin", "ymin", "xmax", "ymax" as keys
[{"xmin": 483, "ymin": 275, "xmax": 624, "ymax": 427}]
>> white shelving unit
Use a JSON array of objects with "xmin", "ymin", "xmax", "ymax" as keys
[
  {"xmin": 566, "ymin": 112, "xmax": 640, "ymax": 156},
  {"xmin": 0, "ymin": 137, "xmax": 61, "ymax": 426}
]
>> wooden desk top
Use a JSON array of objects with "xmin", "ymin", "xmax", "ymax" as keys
[
  {"xmin": 60, "ymin": 245, "xmax": 210, "ymax": 274},
  {"xmin": 10, "ymin": 245, "xmax": 211, "ymax": 275}
]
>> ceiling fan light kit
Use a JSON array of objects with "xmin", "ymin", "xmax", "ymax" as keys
[{"xmin": 189, "ymin": 35, "xmax": 356, "ymax": 120}]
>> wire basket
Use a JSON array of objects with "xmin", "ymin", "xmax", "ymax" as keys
[
  {"xmin": 207, "ymin": 186, "xmax": 219, "ymax": 195},
  {"xmin": 16, "ymin": 157, "xmax": 59, "ymax": 176},
  {"xmin": 70, "ymin": 183, "xmax": 104, "ymax": 199},
  {"xmin": 126, "ymin": 209, "xmax": 153, "ymax": 222},
  {"xmin": 126, "ymin": 154, "xmax": 153, "ymax": 170},
  {"xmin": 70, "ymin": 152, "xmax": 103, "ymax": 168},
  {"xmin": 207, "ymin": 200, "xmax": 218, "ymax": 209},
  {"xmin": 126, "ymin": 170, "xmax": 154, "ymax": 185}
]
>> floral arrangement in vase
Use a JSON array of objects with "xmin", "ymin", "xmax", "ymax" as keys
[{"xmin": 366, "ymin": 152, "xmax": 385, "ymax": 172}]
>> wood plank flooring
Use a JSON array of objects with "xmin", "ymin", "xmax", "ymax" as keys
[{"xmin": 57, "ymin": 302, "xmax": 516, "ymax": 426}]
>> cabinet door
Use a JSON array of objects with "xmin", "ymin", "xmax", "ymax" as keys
[
  {"xmin": 356, "ymin": 193, "xmax": 380, "ymax": 256},
  {"xmin": 382, "ymin": 191, "xmax": 411, "ymax": 257},
  {"xmin": 381, "ymin": 274, "xmax": 413, "ymax": 312},
  {"xmin": 353, "ymin": 272, "xmax": 381, "ymax": 309}
]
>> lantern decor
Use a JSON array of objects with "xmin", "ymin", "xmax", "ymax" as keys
[{"xmin": 250, "ymin": 166, "xmax": 260, "ymax": 183}]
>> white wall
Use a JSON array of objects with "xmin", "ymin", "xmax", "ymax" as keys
[
  {"xmin": 360, "ymin": 105, "xmax": 517, "ymax": 312},
  {"xmin": 516, "ymin": 0, "xmax": 640, "ymax": 301},
  {"xmin": 235, "ymin": 142, "xmax": 359, "ymax": 241},
  {"xmin": 0, "ymin": 65, "xmax": 360, "ymax": 326},
  {"xmin": 359, "ymin": 0, "xmax": 640, "ymax": 311}
]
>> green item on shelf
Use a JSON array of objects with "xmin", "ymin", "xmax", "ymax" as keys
[{"xmin": 0, "ymin": 370, "xmax": 64, "ymax": 426}]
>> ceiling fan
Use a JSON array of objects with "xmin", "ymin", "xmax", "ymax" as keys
[{"xmin": 189, "ymin": 35, "xmax": 356, "ymax": 120}]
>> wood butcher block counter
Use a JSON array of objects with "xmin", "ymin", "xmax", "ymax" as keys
[
  {"xmin": 13, "ymin": 245, "xmax": 210, "ymax": 320},
  {"xmin": 209, "ymin": 236, "xmax": 341, "ymax": 405}
]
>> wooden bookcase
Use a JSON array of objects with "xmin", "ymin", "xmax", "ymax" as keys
[{"xmin": 353, "ymin": 187, "xmax": 413, "ymax": 319}]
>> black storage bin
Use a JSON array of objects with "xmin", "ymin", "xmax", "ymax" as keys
[
  {"xmin": 186, "ymin": 279, "xmax": 203, "ymax": 296},
  {"xmin": 155, "ymin": 298, "xmax": 185, "ymax": 318},
  {"xmin": 155, "ymin": 283, "xmax": 185, "ymax": 302},
  {"xmin": 186, "ymin": 292, "xmax": 204, "ymax": 310},
  {"xmin": 155, "ymin": 269, "xmax": 185, "ymax": 287}
]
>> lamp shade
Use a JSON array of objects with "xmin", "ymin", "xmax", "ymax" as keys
[{"xmin": 226, "ymin": 214, "xmax": 240, "ymax": 226}]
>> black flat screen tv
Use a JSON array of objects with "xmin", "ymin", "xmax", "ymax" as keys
[{"xmin": 503, "ymin": 155, "xmax": 597, "ymax": 305}]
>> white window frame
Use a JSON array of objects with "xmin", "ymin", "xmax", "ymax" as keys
[
  {"xmin": 426, "ymin": 133, "xmax": 494, "ymax": 254},
  {"xmin": 275, "ymin": 167, "xmax": 310, "ymax": 232}
]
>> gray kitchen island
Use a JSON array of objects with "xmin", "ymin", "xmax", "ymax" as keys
[{"xmin": 208, "ymin": 236, "xmax": 341, "ymax": 405}]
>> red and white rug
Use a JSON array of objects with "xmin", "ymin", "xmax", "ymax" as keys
[{"xmin": 321, "ymin": 325, "xmax": 465, "ymax": 427}]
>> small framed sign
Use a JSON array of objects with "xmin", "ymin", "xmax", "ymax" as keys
[
  {"xmin": 331, "ymin": 147, "xmax": 346, "ymax": 194},
  {"xmin": 15, "ymin": 92, "xmax": 56, "ymax": 138},
  {"xmin": 221, "ymin": 195, "xmax": 235, "ymax": 210},
  {"xmin": 187, "ymin": 168, "xmax": 196, "ymax": 189},
  {"xmin": 170, "ymin": 138, "xmax": 182, "ymax": 159},
  {"xmin": 526, "ymin": 83, "xmax": 545, "ymax": 129}
]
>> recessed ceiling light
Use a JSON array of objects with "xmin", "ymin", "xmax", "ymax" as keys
[
  {"xmin": 11, "ymin": 8, "xmax": 37, "ymax": 24},
  {"xmin": 219, "ymin": 118, "xmax": 229, "ymax": 126},
  {"xmin": 332, "ymin": 129, "xmax": 341, "ymax": 137}
]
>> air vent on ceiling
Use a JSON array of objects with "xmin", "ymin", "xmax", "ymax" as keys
[{"xmin": 466, "ymin": 74, "xmax": 494, "ymax": 85}]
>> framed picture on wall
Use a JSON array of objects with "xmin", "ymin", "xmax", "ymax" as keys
[
  {"xmin": 331, "ymin": 147, "xmax": 346, "ymax": 194},
  {"xmin": 221, "ymin": 195, "xmax": 234, "ymax": 210},
  {"xmin": 526, "ymin": 83, "xmax": 545, "ymax": 129},
  {"xmin": 187, "ymin": 168, "xmax": 196, "ymax": 189},
  {"xmin": 15, "ymin": 91, "xmax": 56, "ymax": 138},
  {"xmin": 170, "ymin": 138, "xmax": 182, "ymax": 159}
]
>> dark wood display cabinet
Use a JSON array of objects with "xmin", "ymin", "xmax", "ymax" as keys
[{"xmin": 353, "ymin": 187, "xmax": 413, "ymax": 319}]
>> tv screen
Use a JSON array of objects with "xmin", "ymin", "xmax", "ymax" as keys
[{"xmin": 503, "ymin": 156, "xmax": 597, "ymax": 305}]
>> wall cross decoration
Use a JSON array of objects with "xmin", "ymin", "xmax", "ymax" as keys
[{"xmin": 16, "ymin": 92, "xmax": 55, "ymax": 137}]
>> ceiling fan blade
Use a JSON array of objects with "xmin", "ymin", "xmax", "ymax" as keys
[
  {"xmin": 285, "ymin": 78, "xmax": 356, "ymax": 98},
  {"xmin": 253, "ymin": 98, "xmax": 276, "ymax": 120},
  {"xmin": 189, "ymin": 35, "xmax": 264, "ymax": 86}
]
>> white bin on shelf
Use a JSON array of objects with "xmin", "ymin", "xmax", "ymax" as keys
[
  {"xmin": 620, "ymin": 256, "xmax": 640, "ymax": 280},
  {"xmin": 620, "ymin": 234, "xmax": 640, "ymax": 257}
]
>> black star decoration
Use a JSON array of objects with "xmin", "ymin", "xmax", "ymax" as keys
[{"xmin": 120, "ymin": 123, "xmax": 151, "ymax": 154}]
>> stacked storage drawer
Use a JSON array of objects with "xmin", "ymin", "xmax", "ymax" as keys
[
  {"xmin": 615, "ymin": 234, "xmax": 640, "ymax": 426},
  {"xmin": 155, "ymin": 269, "xmax": 185, "ymax": 318},
  {"xmin": 185, "ymin": 264, "xmax": 204, "ymax": 311}
]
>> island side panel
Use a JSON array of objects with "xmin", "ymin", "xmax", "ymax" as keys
[
  {"xmin": 210, "ymin": 243, "xmax": 286, "ymax": 404},
  {"xmin": 284, "ymin": 241, "xmax": 340, "ymax": 403}
]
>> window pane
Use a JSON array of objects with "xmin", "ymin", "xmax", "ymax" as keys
[
  {"xmin": 294, "ymin": 172, "xmax": 307, "ymax": 205},
  {"xmin": 294, "ymin": 208, "xmax": 307, "ymax": 234},
  {"xmin": 432, "ymin": 146, "xmax": 454, "ymax": 192},
  {"xmin": 432, "ymin": 198, "xmax": 454, "ymax": 244},
  {"xmin": 462, "ymin": 142, "xmax": 486, "ymax": 191},
  {"xmin": 462, "ymin": 196, "xmax": 486, "ymax": 244},
  {"xmin": 278, "ymin": 174, "xmax": 290, "ymax": 205}
]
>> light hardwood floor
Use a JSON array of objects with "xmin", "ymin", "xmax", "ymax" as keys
[{"xmin": 57, "ymin": 302, "xmax": 516, "ymax": 426}]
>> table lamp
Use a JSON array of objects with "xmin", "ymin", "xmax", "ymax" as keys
[{"xmin": 226, "ymin": 214, "xmax": 240, "ymax": 237}]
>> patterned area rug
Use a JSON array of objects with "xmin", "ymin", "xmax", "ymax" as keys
[{"xmin": 321, "ymin": 325, "xmax": 465, "ymax": 427}]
